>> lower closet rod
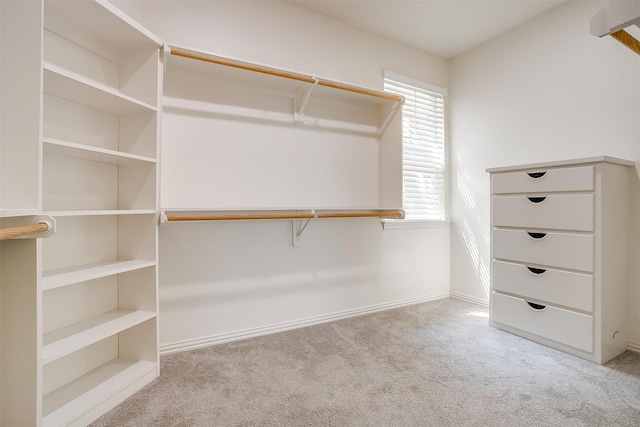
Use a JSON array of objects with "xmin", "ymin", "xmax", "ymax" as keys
[{"xmin": 165, "ymin": 210, "xmax": 404, "ymax": 222}]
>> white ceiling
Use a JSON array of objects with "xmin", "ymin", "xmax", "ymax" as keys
[{"xmin": 289, "ymin": 0, "xmax": 566, "ymax": 58}]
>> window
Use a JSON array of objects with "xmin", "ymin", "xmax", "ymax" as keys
[{"xmin": 384, "ymin": 71, "xmax": 446, "ymax": 220}]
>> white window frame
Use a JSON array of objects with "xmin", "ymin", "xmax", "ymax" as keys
[{"xmin": 383, "ymin": 71, "xmax": 447, "ymax": 225}]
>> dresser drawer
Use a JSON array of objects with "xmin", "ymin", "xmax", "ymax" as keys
[
  {"xmin": 492, "ymin": 260, "xmax": 593, "ymax": 312},
  {"xmin": 492, "ymin": 165, "xmax": 594, "ymax": 194},
  {"xmin": 492, "ymin": 292, "xmax": 593, "ymax": 352},
  {"xmin": 492, "ymin": 229, "xmax": 594, "ymax": 272},
  {"xmin": 493, "ymin": 194, "xmax": 594, "ymax": 231}
]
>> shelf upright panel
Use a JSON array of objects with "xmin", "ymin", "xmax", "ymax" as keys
[{"xmin": 1, "ymin": 1, "xmax": 45, "ymax": 425}]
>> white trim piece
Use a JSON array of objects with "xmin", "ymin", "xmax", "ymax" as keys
[
  {"xmin": 627, "ymin": 340, "xmax": 640, "ymax": 353},
  {"xmin": 383, "ymin": 71, "xmax": 448, "ymax": 96},
  {"xmin": 382, "ymin": 219, "xmax": 451, "ymax": 230},
  {"xmin": 160, "ymin": 293, "xmax": 450, "ymax": 355},
  {"xmin": 450, "ymin": 292, "xmax": 489, "ymax": 307},
  {"xmin": 486, "ymin": 156, "xmax": 634, "ymax": 173}
]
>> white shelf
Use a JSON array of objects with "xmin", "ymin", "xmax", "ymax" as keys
[
  {"xmin": 0, "ymin": 209, "xmax": 39, "ymax": 218},
  {"xmin": 43, "ymin": 138, "xmax": 156, "ymax": 165},
  {"xmin": 166, "ymin": 44, "xmax": 401, "ymax": 112},
  {"xmin": 42, "ymin": 358, "xmax": 157, "ymax": 427},
  {"xmin": 43, "ymin": 64, "xmax": 157, "ymax": 115},
  {"xmin": 44, "ymin": 0, "xmax": 162, "ymax": 53},
  {"xmin": 42, "ymin": 309, "xmax": 156, "ymax": 365},
  {"xmin": 43, "ymin": 259, "xmax": 157, "ymax": 291},
  {"xmin": 44, "ymin": 209, "xmax": 157, "ymax": 217}
]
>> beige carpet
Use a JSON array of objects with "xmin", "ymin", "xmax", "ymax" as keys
[{"xmin": 92, "ymin": 298, "xmax": 640, "ymax": 426}]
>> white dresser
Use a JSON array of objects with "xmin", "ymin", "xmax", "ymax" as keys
[{"xmin": 487, "ymin": 157, "xmax": 633, "ymax": 364}]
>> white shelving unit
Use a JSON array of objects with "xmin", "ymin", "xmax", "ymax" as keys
[
  {"xmin": 1, "ymin": 0, "xmax": 162, "ymax": 425},
  {"xmin": 2, "ymin": 2, "xmax": 405, "ymax": 424}
]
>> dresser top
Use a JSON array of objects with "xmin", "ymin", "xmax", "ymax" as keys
[{"xmin": 486, "ymin": 156, "xmax": 634, "ymax": 173}]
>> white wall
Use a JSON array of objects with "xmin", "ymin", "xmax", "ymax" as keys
[
  {"xmin": 159, "ymin": 220, "xmax": 450, "ymax": 352},
  {"xmin": 115, "ymin": 1, "xmax": 451, "ymax": 352},
  {"xmin": 450, "ymin": 1, "xmax": 640, "ymax": 346},
  {"xmin": 115, "ymin": 1, "xmax": 448, "ymax": 90}
]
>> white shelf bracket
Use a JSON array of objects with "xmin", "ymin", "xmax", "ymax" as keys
[
  {"xmin": 160, "ymin": 211, "xmax": 169, "ymax": 224},
  {"xmin": 294, "ymin": 78, "xmax": 319, "ymax": 124},
  {"xmin": 378, "ymin": 96, "xmax": 404, "ymax": 136},
  {"xmin": 292, "ymin": 210, "xmax": 316, "ymax": 247}
]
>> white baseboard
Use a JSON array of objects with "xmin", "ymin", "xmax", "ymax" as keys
[
  {"xmin": 160, "ymin": 293, "xmax": 450, "ymax": 355},
  {"xmin": 627, "ymin": 340, "xmax": 640, "ymax": 353},
  {"xmin": 450, "ymin": 291, "xmax": 489, "ymax": 307}
]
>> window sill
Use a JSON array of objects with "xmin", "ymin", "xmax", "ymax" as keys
[{"xmin": 381, "ymin": 219, "xmax": 451, "ymax": 230}]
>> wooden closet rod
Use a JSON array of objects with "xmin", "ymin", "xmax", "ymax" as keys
[
  {"xmin": 610, "ymin": 30, "xmax": 640, "ymax": 55},
  {"xmin": 168, "ymin": 213, "xmax": 316, "ymax": 222},
  {"xmin": 170, "ymin": 49, "xmax": 403, "ymax": 103},
  {"xmin": 0, "ymin": 222, "xmax": 50, "ymax": 241},
  {"xmin": 316, "ymin": 211, "xmax": 404, "ymax": 219},
  {"xmin": 165, "ymin": 210, "xmax": 404, "ymax": 222}
]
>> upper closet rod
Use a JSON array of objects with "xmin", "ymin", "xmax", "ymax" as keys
[
  {"xmin": 169, "ymin": 48, "xmax": 403, "ymax": 103},
  {"xmin": 610, "ymin": 30, "xmax": 640, "ymax": 55},
  {"xmin": 165, "ymin": 210, "xmax": 404, "ymax": 222},
  {"xmin": 0, "ymin": 222, "xmax": 51, "ymax": 241},
  {"xmin": 590, "ymin": 1, "xmax": 640, "ymax": 56}
]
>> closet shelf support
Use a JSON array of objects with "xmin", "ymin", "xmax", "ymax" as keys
[
  {"xmin": 294, "ymin": 79, "xmax": 319, "ymax": 124},
  {"xmin": 292, "ymin": 210, "xmax": 317, "ymax": 247},
  {"xmin": 378, "ymin": 99, "xmax": 404, "ymax": 136}
]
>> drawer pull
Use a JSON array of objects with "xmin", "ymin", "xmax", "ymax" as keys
[
  {"xmin": 527, "ymin": 171, "xmax": 547, "ymax": 179},
  {"xmin": 527, "ymin": 266, "xmax": 547, "ymax": 275},
  {"xmin": 527, "ymin": 196, "xmax": 546, "ymax": 204},
  {"xmin": 527, "ymin": 231, "xmax": 547, "ymax": 239},
  {"xmin": 527, "ymin": 301, "xmax": 547, "ymax": 311}
]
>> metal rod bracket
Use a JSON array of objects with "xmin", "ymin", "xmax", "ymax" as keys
[
  {"xmin": 292, "ymin": 210, "xmax": 317, "ymax": 247},
  {"xmin": 294, "ymin": 78, "xmax": 319, "ymax": 124}
]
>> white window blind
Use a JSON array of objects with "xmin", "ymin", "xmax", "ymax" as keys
[{"xmin": 384, "ymin": 72, "xmax": 446, "ymax": 220}]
